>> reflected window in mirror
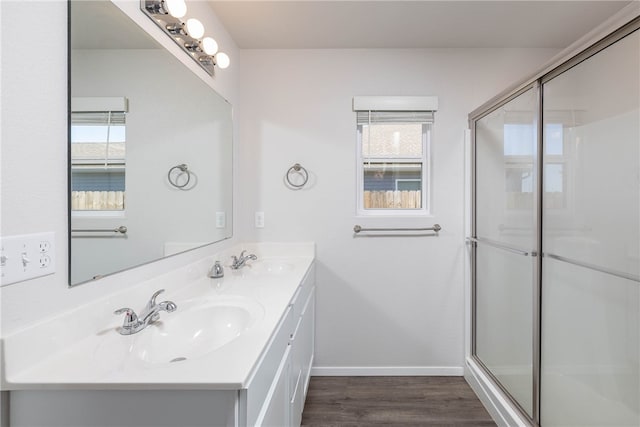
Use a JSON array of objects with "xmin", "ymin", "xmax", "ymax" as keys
[
  {"xmin": 503, "ymin": 122, "xmax": 567, "ymax": 210},
  {"xmin": 503, "ymin": 122, "xmax": 535, "ymax": 210},
  {"xmin": 71, "ymin": 107, "xmax": 127, "ymax": 212},
  {"xmin": 544, "ymin": 123, "xmax": 567, "ymax": 210}
]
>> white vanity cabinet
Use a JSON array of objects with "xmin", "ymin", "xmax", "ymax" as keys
[{"xmin": 242, "ymin": 262, "xmax": 316, "ymax": 427}]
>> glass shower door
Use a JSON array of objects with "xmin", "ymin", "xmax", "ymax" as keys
[
  {"xmin": 473, "ymin": 87, "xmax": 538, "ymax": 418},
  {"xmin": 540, "ymin": 28, "xmax": 640, "ymax": 426}
]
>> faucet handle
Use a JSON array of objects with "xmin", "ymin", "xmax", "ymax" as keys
[
  {"xmin": 114, "ymin": 307, "xmax": 138, "ymax": 326},
  {"xmin": 159, "ymin": 301, "xmax": 178, "ymax": 312},
  {"xmin": 208, "ymin": 260, "xmax": 224, "ymax": 278},
  {"xmin": 149, "ymin": 289, "xmax": 165, "ymax": 306}
]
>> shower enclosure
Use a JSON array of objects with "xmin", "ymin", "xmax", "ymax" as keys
[{"xmin": 469, "ymin": 16, "xmax": 639, "ymax": 426}]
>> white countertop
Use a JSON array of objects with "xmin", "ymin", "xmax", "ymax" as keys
[{"xmin": 1, "ymin": 242, "xmax": 315, "ymax": 390}]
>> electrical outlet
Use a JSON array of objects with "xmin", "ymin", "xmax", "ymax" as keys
[
  {"xmin": 1, "ymin": 232, "xmax": 55, "ymax": 286},
  {"xmin": 39, "ymin": 254, "xmax": 51, "ymax": 268}
]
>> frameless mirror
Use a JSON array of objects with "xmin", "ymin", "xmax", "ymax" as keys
[{"xmin": 69, "ymin": 0, "xmax": 233, "ymax": 286}]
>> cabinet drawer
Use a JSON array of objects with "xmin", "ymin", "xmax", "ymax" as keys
[{"xmin": 290, "ymin": 263, "xmax": 315, "ymax": 319}]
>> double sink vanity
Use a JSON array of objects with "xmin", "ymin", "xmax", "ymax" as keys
[{"xmin": 2, "ymin": 243, "xmax": 316, "ymax": 427}]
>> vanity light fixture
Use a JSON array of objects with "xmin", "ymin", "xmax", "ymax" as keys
[
  {"xmin": 185, "ymin": 18, "xmax": 205, "ymax": 39},
  {"xmin": 165, "ymin": 0, "xmax": 186, "ymax": 18},
  {"xmin": 216, "ymin": 52, "xmax": 230, "ymax": 69},
  {"xmin": 144, "ymin": 0, "xmax": 185, "ymax": 18},
  {"xmin": 202, "ymin": 37, "xmax": 218, "ymax": 55},
  {"xmin": 141, "ymin": 0, "xmax": 230, "ymax": 76}
]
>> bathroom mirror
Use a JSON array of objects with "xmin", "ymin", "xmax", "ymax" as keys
[{"xmin": 69, "ymin": 0, "xmax": 232, "ymax": 286}]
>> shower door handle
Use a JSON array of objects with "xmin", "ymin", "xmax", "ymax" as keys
[{"xmin": 467, "ymin": 237, "xmax": 533, "ymax": 257}]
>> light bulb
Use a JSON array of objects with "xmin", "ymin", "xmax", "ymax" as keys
[
  {"xmin": 165, "ymin": 0, "xmax": 186, "ymax": 18},
  {"xmin": 216, "ymin": 52, "xmax": 230, "ymax": 69},
  {"xmin": 185, "ymin": 18, "xmax": 205, "ymax": 39},
  {"xmin": 201, "ymin": 37, "xmax": 218, "ymax": 55}
]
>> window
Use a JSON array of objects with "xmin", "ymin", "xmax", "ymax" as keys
[
  {"xmin": 70, "ymin": 110, "xmax": 126, "ymax": 211},
  {"xmin": 358, "ymin": 119, "xmax": 429, "ymax": 213},
  {"xmin": 355, "ymin": 105, "xmax": 435, "ymax": 215}
]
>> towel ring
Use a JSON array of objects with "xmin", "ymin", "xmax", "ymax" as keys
[
  {"xmin": 285, "ymin": 163, "xmax": 309, "ymax": 189},
  {"xmin": 168, "ymin": 164, "xmax": 191, "ymax": 189}
]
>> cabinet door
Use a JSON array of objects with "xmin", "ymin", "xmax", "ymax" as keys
[
  {"xmin": 289, "ymin": 314, "xmax": 304, "ymax": 403},
  {"xmin": 300, "ymin": 287, "xmax": 315, "ymax": 397},
  {"xmin": 245, "ymin": 308, "xmax": 293, "ymax": 426},
  {"xmin": 256, "ymin": 345, "xmax": 291, "ymax": 427},
  {"xmin": 289, "ymin": 287, "xmax": 316, "ymax": 426}
]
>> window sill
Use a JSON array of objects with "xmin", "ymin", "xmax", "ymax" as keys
[
  {"xmin": 72, "ymin": 210, "xmax": 125, "ymax": 218},
  {"xmin": 356, "ymin": 209, "xmax": 432, "ymax": 218}
]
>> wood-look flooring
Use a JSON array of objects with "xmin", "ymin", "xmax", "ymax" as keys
[{"xmin": 301, "ymin": 376, "xmax": 496, "ymax": 426}]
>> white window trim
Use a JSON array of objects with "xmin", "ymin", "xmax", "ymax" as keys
[
  {"xmin": 353, "ymin": 96, "xmax": 438, "ymax": 112},
  {"xmin": 356, "ymin": 123, "xmax": 431, "ymax": 216}
]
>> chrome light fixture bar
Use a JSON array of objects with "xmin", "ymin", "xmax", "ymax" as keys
[{"xmin": 141, "ymin": 0, "xmax": 230, "ymax": 76}]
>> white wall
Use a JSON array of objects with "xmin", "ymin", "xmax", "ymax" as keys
[
  {"xmin": 238, "ymin": 48, "xmax": 559, "ymax": 373},
  {"xmin": 0, "ymin": 0, "xmax": 240, "ymax": 337}
]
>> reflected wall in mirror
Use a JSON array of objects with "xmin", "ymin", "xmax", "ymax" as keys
[{"xmin": 70, "ymin": 0, "xmax": 233, "ymax": 286}]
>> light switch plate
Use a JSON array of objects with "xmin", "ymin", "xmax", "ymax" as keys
[
  {"xmin": 255, "ymin": 211, "xmax": 265, "ymax": 228},
  {"xmin": 216, "ymin": 212, "xmax": 226, "ymax": 228},
  {"xmin": 0, "ymin": 232, "xmax": 56, "ymax": 286}
]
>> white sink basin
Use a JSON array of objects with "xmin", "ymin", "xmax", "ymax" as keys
[{"xmin": 131, "ymin": 297, "xmax": 264, "ymax": 365}]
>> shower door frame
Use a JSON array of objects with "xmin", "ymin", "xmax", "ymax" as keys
[
  {"xmin": 469, "ymin": 81, "xmax": 543, "ymax": 425},
  {"xmin": 468, "ymin": 13, "xmax": 640, "ymax": 427}
]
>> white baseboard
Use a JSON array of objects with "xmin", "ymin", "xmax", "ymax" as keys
[
  {"xmin": 464, "ymin": 357, "xmax": 530, "ymax": 427},
  {"xmin": 311, "ymin": 366, "xmax": 464, "ymax": 376}
]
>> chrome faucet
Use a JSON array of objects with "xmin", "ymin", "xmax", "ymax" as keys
[
  {"xmin": 230, "ymin": 250, "xmax": 257, "ymax": 270},
  {"xmin": 208, "ymin": 260, "xmax": 224, "ymax": 278},
  {"xmin": 114, "ymin": 289, "xmax": 177, "ymax": 335}
]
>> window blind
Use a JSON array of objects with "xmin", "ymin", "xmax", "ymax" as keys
[
  {"xmin": 356, "ymin": 111, "xmax": 434, "ymax": 125},
  {"xmin": 71, "ymin": 111, "xmax": 126, "ymax": 125}
]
